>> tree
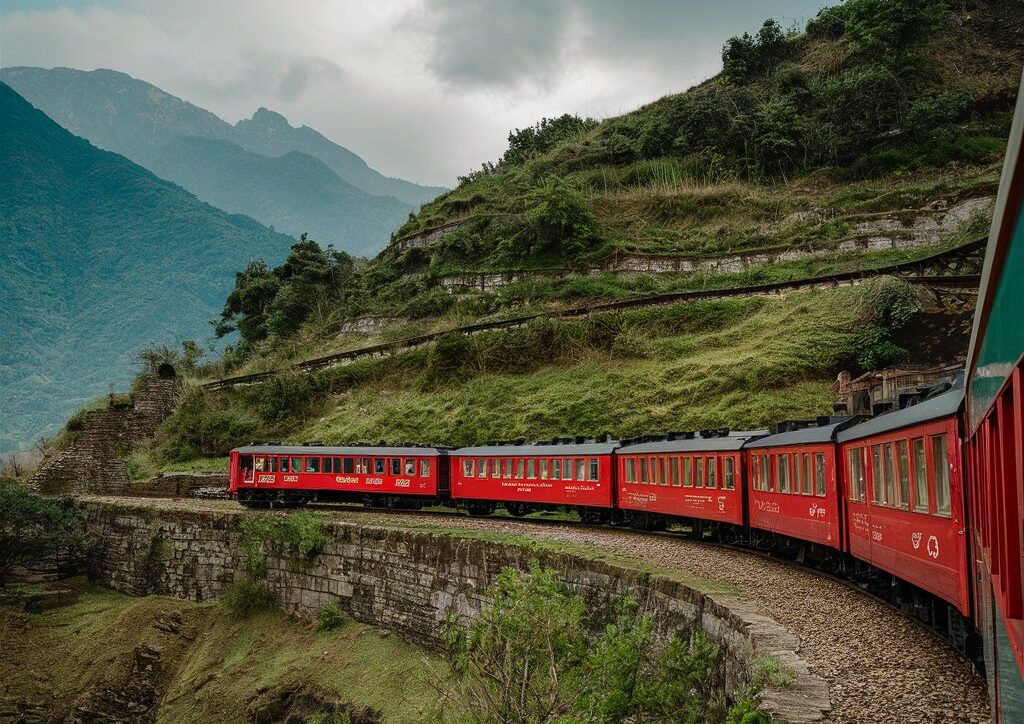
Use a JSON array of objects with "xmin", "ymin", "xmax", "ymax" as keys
[
  {"xmin": 0, "ymin": 482, "xmax": 86, "ymax": 582},
  {"xmin": 502, "ymin": 114, "xmax": 599, "ymax": 167},
  {"xmin": 526, "ymin": 176, "xmax": 600, "ymax": 263}
]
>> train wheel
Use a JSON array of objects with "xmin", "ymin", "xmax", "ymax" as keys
[
  {"xmin": 505, "ymin": 502, "xmax": 530, "ymax": 517},
  {"xmin": 466, "ymin": 501, "xmax": 496, "ymax": 517}
]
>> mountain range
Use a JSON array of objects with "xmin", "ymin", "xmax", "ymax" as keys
[
  {"xmin": 0, "ymin": 82, "xmax": 295, "ymax": 455},
  {"xmin": 1, "ymin": 67, "xmax": 446, "ymax": 256}
]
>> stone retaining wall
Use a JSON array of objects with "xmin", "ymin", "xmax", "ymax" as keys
[
  {"xmin": 132, "ymin": 473, "xmax": 229, "ymax": 499},
  {"xmin": 83, "ymin": 502, "xmax": 829, "ymax": 723}
]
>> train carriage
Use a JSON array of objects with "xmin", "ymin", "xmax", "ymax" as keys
[
  {"xmin": 745, "ymin": 417, "xmax": 856, "ymax": 552},
  {"xmin": 230, "ymin": 444, "xmax": 448, "ymax": 507},
  {"xmin": 616, "ymin": 430, "xmax": 765, "ymax": 532},
  {"xmin": 836, "ymin": 387, "xmax": 970, "ymax": 616},
  {"xmin": 450, "ymin": 440, "xmax": 618, "ymax": 519},
  {"xmin": 964, "ymin": 68, "xmax": 1024, "ymax": 722}
]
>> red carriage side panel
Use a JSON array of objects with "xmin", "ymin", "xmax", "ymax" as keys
[
  {"xmin": 451, "ymin": 442, "xmax": 617, "ymax": 509},
  {"xmin": 746, "ymin": 440, "xmax": 844, "ymax": 550},
  {"xmin": 837, "ymin": 389, "xmax": 971, "ymax": 615},
  {"xmin": 230, "ymin": 445, "xmax": 444, "ymax": 498},
  {"xmin": 617, "ymin": 432, "xmax": 763, "ymax": 525}
]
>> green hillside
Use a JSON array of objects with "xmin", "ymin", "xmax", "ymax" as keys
[
  {"xmin": 0, "ymin": 82, "xmax": 295, "ymax": 455},
  {"xmin": 150, "ymin": 136, "xmax": 410, "ymax": 257},
  {"xmin": 93, "ymin": 0, "xmax": 1023, "ymax": 474}
]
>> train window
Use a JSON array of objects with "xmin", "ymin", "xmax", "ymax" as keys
[
  {"xmin": 683, "ymin": 458, "xmax": 692, "ymax": 487},
  {"xmin": 288, "ymin": 457, "xmax": 300, "ymax": 473},
  {"xmin": 589, "ymin": 458, "xmax": 599, "ymax": 481},
  {"xmin": 931, "ymin": 435, "xmax": 951, "ymax": 516},
  {"xmin": 254, "ymin": 456, "xmax": 267, "ymax": 473},
  {"xmin": 527, "ymin": 459, "xmax": 536, "ymax": 479},
  {"xmin": 563, "ymin": 458, "xmax": 573, "ymax": 481},
  {"xmin": 500, "ymin": 459, "xmax": 510, "ymax": 478},
  {"xmin": 387, "ymin": 458, "xmax": 398, "ymax": 476},
  {"xmin": 576, "ymin": 459, "xmax": 586, "ymax": 481},
  {"xmin": 318, "ymin": 457, "xmax": 328, "ymax": 473},
  {"xmin": 492, "ymin": 459, "xmax": 502, "ymax": 479},
  {"xmin": 540, "ymin": 460, "xmax": 549, "ymax": 479},
  {"xmin": 516, "ymin": 459, "xmax": 525, "ymax": 479},
  {"xmin": 362, "ymin": 458, "xmax": 370, "ymax": 474},
  {"xmin": 802, "ymin": 454, "xmax": 813, "ymax": 495},
  {"xmin": 846, "ymin": 449, "xmax": 861, "ymax": 501},
  {"xmin": 640, "ymin": 458, "xmax": 649, "ymax": 484},
  {"xmin": 814, "ymin": 453, "xmax": 826, "ymax": 497},
  {"xmin": 670, "ymin": 457, "xmax": 680, "ymax": 486},
  {"xmin": 706, "ymin": 458, "xmax": 716, "ymax": 488},
  {"xmin": 724, "ymin": 457, "xmax": 735, "ymax": 490},
  {"xmin": 777, "ymin": 454, "xmax": 790, "ymax": 493},
  {"xmin": 759, "ymin": 456, "xmax": 770, "ymax": 492},
  {"xmin": 405, "ymin": 459, "xmax": 415, "ymax": 476},
  {"xmin": 870, "ymin": 446, "xmax": 883, "ymax": 504},
  {"xmin": 654, "ymin": 458, "xmax": 663, "ymax": 486},
  {"xmin": 343, "ymin": 458, "xmax": 354, "ymax": 474},
  {"xmin": 374, "ymin": 458, "xmax": 385, "ymax": 475},
  {"xmin": 420, "ymin": 459, "xmax": 430, "ymax": 477},
  {"xmin": 332, "ymin": 458, "xmax": 341, "ymax": 474},
  {"xmin": 896, "ymin": 440, "xmax": 910, "ymax": 510},
  {"xmin": 550, "ymin": 459, "xmax": 561, "ymax": 480},
  {"xmin": 883, "ymin": 443, "xmax": 896, "ymax": 506},
  {"xmin": 695, "ymin": 459, "xmax": 704, "ymax": 488},
  {"xmin": 912, "ymin": 439, "xmax": 928, "ymax": 511},
  {"xmin": 792, "ymin": 455, "xmax": 803, "ymax": 494},
  {"xmin": 305, "ymin": 457, "xmax": 319, "ymax": 473},
  {"xmin": 625, "ymin": 458, "xmax": 635, "ymax": 483},
  {"xmin": 278, "ymin": 457, "xmax": 288, "ymax": 473},
  {"xmin": 463, "ymin": 459, "xmax": 475, "ymax": 477}
]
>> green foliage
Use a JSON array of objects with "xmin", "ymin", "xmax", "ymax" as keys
[
  {"xmin": 0, "ymin": 482, "xmax": 86, "ymax": 581},
  {"xmin": 502, "ymin": 114, "xmax": 599, "ymax": 168},
  {"xmin": 318, "ymin": 602, "xmax": 348, "ymax": 632},
  {"xmin": 854, "ymin": 278, "xmax": 923, "ymax": 370},
  {"xmin": 221, "ymin": 577, "xmax": 279, "ymax": 618},
  {"xmin": 722, "ymin": 19, "xmax": 790, "ymax": 82},
  {"xmin": 238, "ymin": 512, "xmax": 329, "ymax": 579},
  {"xmin": 907, "ymin": 92, "xmax": 971, "ymax": 142},
  {"xmin": 807, "ymin": 0, "xmax": 947, "ymax": 55},
  {"xmin": 216, "ymin": 234, "xmax": 355, "ymax": 346},
  {"xmin": 158, "ymin": 384, "xmax": 260, "ymax": 461},
  {"xmin": 525, "ymin": 177, "xmax": 601, "ymax": 263},
  {"xmin": 441, "ymin": 562, "xmax": 763, "ymax": 723}
]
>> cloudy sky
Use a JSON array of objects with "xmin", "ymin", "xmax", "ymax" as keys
[{"xmin": 1, "ymin": 0, "xmax": 831, "ymax": 187}]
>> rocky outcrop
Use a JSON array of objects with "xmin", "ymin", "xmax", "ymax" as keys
[
  {"xmin": 28, "ymin": 372, "xmax": 181, "ymax": 495},
  {"xmin": 83, "ymin": 502, "xmax": 830, "ymax": 723},
  {"xmin": 132, "ymin": 473, "xmax": 229, "ymax": 499},
  {"xmin": 388, "ymin": 221, "xmax": 464, "ymax": 252}
]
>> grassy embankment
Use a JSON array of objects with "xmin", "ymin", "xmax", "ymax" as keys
[{"xmin": 0, "ymin": 588, "xmax": 449, "ymax": 722}]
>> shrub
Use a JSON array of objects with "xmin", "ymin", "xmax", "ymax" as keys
[
  {"xmin": 318, "ymin": 601, "xmax": 347, "ymax": 631},
  {"xmin": 0, "ymin": 482, "xmax": 86, "ymax": 582},
  {"xmin": 907, "ymin": 92, "xmax": 971, "ymax": 141},
  {"xmin": 854, "ymin": 278, "xmax": 922, "ymax": 370},
  {"xmin": 238, "ymin": 512, "xmax": 329, "ymax": 579},
  {"xmin": 222, "ymin": 577, "xmax": 278, "ymax": 618},
  {"xmin": 526, "ymin": 176, "xmax": 601, "ymax": 263}
]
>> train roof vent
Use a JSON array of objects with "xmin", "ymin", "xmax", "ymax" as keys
[
  {"xmin": 575, "ymin": 435, "xmax": 585, "ymax": 444},
  {"xmin": 816, "ymin": 416, "xmax": 831, "ymax": 427},
  {"xmin": 601, "ymin": 432, "xmax": 614, "ymax": 442},
  {"xmin": 305, "ymin": 441, "xmax": 324, "ymax": 446},
  {"xmin": 560, "ymin": 437, "xmax": 573, "ymax": 444},
  {"xmin": 515, "ymin": 438, "xmax": 525, "ymax": 445}
]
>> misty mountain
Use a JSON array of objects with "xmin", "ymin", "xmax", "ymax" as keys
[
  {"xmin": 0, "ymin": 82, "xmax": 294, "ymax": 455},
  {"xmin": 1, "ymin": 66, "xmax": 447, "ymax": 254}
]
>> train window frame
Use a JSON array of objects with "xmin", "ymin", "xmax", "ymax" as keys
[
  {"xmin": 343, "ymin": 457, "xmax": 354, "ymax": 474},
  {"xmin": 870, "ymin": 445, "xmax": 883, "ymax": 504},
  {"xmin": 277, "ymin": 456, "xmax": 288, "ymax": 473},
  {"xmin": 540, "ymin": 459, "xmax": 549, "ymax": 480},
  {"xmin": 792, "ymin": 454, "xmax": 803, "ymax": 494},
  {"xmin": 306, "ymin": 457, "xmax": 320, "ymax": 473},
  {"xmin": 320, "ymin": 457, "xmax": 330, "ymax": 474},
  {"xmin": 492, "ymin": 459, "xmax": 502, "ymax": 479},
  {"xmin": 777, "ymin": 454, "xmax": 790, "ymax": 493},
  {"xmin": 707, "ymin": 457, "xmax": 717, "ymax": 489},
  {"xmin": 361, "ymin": 458, "xmax": 370, "ymax": 474},
  {"xmin": 896, "ymin": 440, "xmax": 910, "ymax": 510},
  {"xmin": 333, "ymin": 458, "xmax": 342, "ymax": 474},
  {"xmin": 657, "ymin": 457, "xmax": 667, "ymax": 486},
  {"xmin": 516, "ymin": 459, "xmax": 525, "ymax": 479},
  {"xmin": 405, "ymin": 459, "xmax": 416, "ymax": 476},
  {"xmin": 253, "ymin": 456, "xmax": 266, "ymax": 473},
  {"xmin": 562, "ymin": 458, "xmax": 573, "ymax": 481},
  {"xmin": 463, "ymin": 459, "xmax": 475, "ymax": 477},
  {"xmin": 931, "ymin": 434, "xmax": 951, "ymax": 517},
  {"xmin": 576, "ymin": 458, "xmax": 586, "ymax": 481},
  {"xmin": 640, "ymin": 458, "xmax": 649, "ymax": 485},
  {"xmin": 374, "ymin": 458, "xmax": 385, "ymax": 475},
  {"xmin": 625, "ymin": 457, "xmax": 635, "ymax": 484},
  {"xmin": 670, "ymin": 457, "xmax": 680, "ymax": 487},
  {"xmin": 390, "ymin": 458, "xmax": 401, "ymax": 476},
  {"xmin": 814, "ymin": 452, "xmax": 826, "ymax": 497},
  {"xmin": 683, "ymin": 457, "xmax": 692, "ymax": 487},
  {"xmin": 527, "ymin": 459, "xmax": 536, "ymax": 479},
  {"xmin": 912, "ymin": 438, "xmax": 929, "ymax": 512},
  {"xmin": 759, "ymin": 455, "xmax": 771, "ymax": 492},
  {"xmin": 724, "ymin": 456, "xmax": 735, "ymax": 490},
  {"xmin": 695, "ymin": 458, "xmax": 704, "ymax": 488},
  {"xmin": 882, "ymin": 442, "xmax": 896, "ymax": 507},
  {"xmin": 502, "ymin": 459, "xmax": 512, "ymax": 478},
  {"xmin": 420, "ymin": 459, "xmax": 430, "ymax": 477},
  {"xmin": 588, "ymin": 458, "xmax": 599, "ymax": 482},
  {"xmin": 802, "ymin": 453, "xmax": 813, "ymax": 495},
  {"xmin": 552, "ymin": 458, "xmax": 562, "ymax": 480}
]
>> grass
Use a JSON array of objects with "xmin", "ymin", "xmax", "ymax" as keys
[{"xmin": 0, "ymin": 588, "xmax": 451, "ymax": 723}]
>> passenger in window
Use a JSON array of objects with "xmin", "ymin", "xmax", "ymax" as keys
[
  {"xmin": 374, "ymin": 459, "xmax": 385, "ymax": 475},
  {"xmin": 405, "ymin": 459, "xmax": 415, "ymax": 476}
]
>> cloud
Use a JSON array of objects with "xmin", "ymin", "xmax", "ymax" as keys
[{"xmin": 183, "ymin": 50, "xmax": 346, "ymax": 104}]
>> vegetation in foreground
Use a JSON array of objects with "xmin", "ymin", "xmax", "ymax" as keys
[
  {"xmin": 441, "ymin": 562, "xmax": 767, "ymax": 723},
  {"xmin": 0, "ymin": 480, "xmax": 85, "ymax": 582}
]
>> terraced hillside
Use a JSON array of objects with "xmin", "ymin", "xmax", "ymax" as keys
[{"xmin": 55, "ymin": 0, "xmax": 1023, "ymax": 477}]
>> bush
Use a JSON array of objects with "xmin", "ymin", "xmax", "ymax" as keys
[
  {"xmin": 222, "ymin": 577, "xmax": 278, "ymax": 618},
  {"xmin": 318, "ymin": 601, "xmax": 347, "ymax": 631},
  {"xmin": 0, "ymin": 482, "xmax": 86, "ymax": 581},
  {"xmin": 239, "ymin": 511, "xmax": 329, "ymax": 579},
  {"xmin": 441, "ymin": 562, "xmax": 764, "ymax": 723},
  {"xmin": 526, "ymin": 176, "xmax": 601, "ymax": 263},
  {"xmin": 907, "ymin": 92, "xmax": 971, "ymax": 141},
  {"xmin": 854, "ymin": 279, "xmax": 922, "ymax": 370}
]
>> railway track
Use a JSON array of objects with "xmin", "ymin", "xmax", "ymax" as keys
[{"xmin": 202, "ymin": 239, "xmax": 985, "ymax": 390}]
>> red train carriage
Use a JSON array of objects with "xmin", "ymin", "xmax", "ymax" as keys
[
  {"xmin": 745, "ymin": 417, "xmax": 857, "ymax": 553},
  {"xmin": 836, "ymin": 387, "xmax": 970, "ymax": 616},
  {"xmin": 450, "ymin": 440, "xmax": 618, "ymax": 520},
  {"xmin": 230, "ymin": 444, "xmax": 447, "ymax": 507},
  {"xmin": 616, "ymin": 430, "xmax": 765, "ymax": 532},
  {"xmin": 964, "ymin": 66, "xmax": 1024, "ymax": 721}
]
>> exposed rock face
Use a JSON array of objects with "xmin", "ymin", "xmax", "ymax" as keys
[
  {"xmin": 70, "ymin": 643, "xmax": 163, "ymax": 724},
  {"xmin": 388, "ymin": 221, "xmax": 464, "ymax": 252},
  {"xmin": 28, "ymin": 373, "xmax": 180, "ymax": 495},
  {"xmin": 82, "ymin": 502, "xmax": 830, "ymax": 723}
]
